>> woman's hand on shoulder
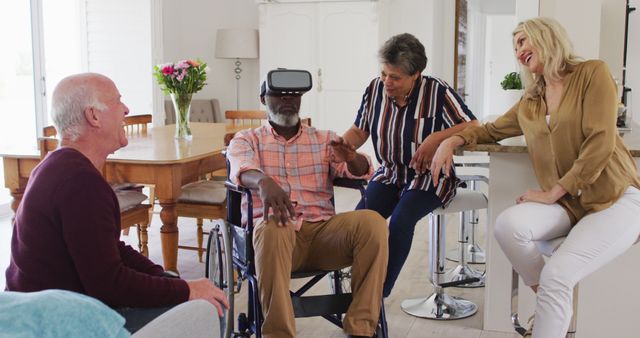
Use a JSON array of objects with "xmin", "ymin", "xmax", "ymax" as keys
[{"xmin": 329, "ymin": 137, "xmax": 357, "ymax": 163}]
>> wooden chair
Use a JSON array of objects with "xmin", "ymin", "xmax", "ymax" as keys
[
  {"xmin": 172, "ymin": 112, "xmax": 313, "ymax": 261},
  {"xmin": 43, "ymin": 125, "xmax": 57, "ymax": 137},
  {"xmin": 37, "ymin": 137, "xmax": 153, "ymax": 256},
  {"xmin": 43, "ymin": 119, "xmax": 226, "ymax": 262},
  {"xmin": 225, "ymin": 110, "xmax": 267, "ymax": 128},
  {"xmin": 43, "ymin": 118, "xmax": 156, "ymax": 223},
  {"xmin": 175, "ymin": 183, "xmax": 227, "ymax": 261},
  {"xmin": 123, "ymin": 114, "xmax": 152, "ymax": 134},
  {"xmin": 119, "ymin": 115, "xmax": 156, "ymax": 230}
]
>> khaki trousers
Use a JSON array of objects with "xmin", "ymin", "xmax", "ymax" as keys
[{"xmin": 253, "ymin": 209, "xmax": 388, "ymax": 338}]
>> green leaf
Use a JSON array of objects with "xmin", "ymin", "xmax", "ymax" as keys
[{"xmin": 500, "ymin": 72, "xmax": 523, "ymax": 90}]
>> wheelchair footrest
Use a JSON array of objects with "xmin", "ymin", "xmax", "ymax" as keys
[{"xmin": 292, "ymin": 293, "xmax": 353, "ymax": 318}]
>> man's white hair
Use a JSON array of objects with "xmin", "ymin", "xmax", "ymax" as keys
[{"xmin": 50, "ymin": 73, "xmax": 107, "ymax": 141}]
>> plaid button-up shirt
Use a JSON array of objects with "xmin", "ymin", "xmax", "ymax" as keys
[{"xmin": 228, "ymin": 123, "xmax": 373, "ymax": 228}]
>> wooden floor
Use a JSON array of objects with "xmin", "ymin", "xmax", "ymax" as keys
[{"xmin": 0, "ymin": 186, "xmax": 517, "ymax": 337}]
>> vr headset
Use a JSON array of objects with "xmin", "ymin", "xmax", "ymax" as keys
[{"xmin": 261, "ymin": 69, "xmax": 313, "ymax": 96}]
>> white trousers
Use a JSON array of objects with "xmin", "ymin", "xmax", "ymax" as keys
[
  {"xmin": 494, "ymin": 186, "xmax": 640, "ymax": 338},
  {"xmin": 133, "ymin": 300, "xmax": 221, "ymax": 338}
]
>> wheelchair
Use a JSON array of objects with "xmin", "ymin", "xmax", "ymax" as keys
[{"xmin": 205, "ymin": 177, "xmax": 389, "ymax": 338}]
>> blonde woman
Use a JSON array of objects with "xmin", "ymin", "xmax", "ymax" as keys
[{"xmin": 430, "ymin": 17, "xmax": 640, "ymax": 338}]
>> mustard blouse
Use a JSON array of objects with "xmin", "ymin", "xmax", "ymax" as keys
[{"xmin": 456, "ymin": 60, "xmax": 640, "ymax": 224}]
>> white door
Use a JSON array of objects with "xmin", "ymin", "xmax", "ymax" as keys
[
  {"xmin": 259, "ymin": 1, "xmax": 379, "ymax": 138},
  {"xmin": 259, "ymin": 3, "xmax": 317, "ymax": 122},
  {"xmin": 316, "ymin": 2, "xmax": 379, "ymax": 134}
]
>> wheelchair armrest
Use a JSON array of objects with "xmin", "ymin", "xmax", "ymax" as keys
[
  {"xmin": 224, "ymin": 180, "xmax": 254, "ymax": 226},
  {"xmin": 224, "ymin": 180, "xmax": 252, "ymax": 195},
  {"xmin": 333, "ymin": 178, "xmax": 367, "ymax": 190}
]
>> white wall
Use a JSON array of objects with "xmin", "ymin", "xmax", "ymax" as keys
[
  {"xmin": 161, "ymin": 0, "xmax": 457, "ymax": 117},
  {"xmin": 599, "ymin": 0, "xmax": 626, "ymax": 82},
  {"xmin": 160, "ymin": 0, "xmax": 637, "ymax": 123},
  {"xmin": 161, "ymin": 0, "xmax": 260, "ymax": 116},
  {"xmin": 367, "ymin": 0, "xmax": 457, "ymax": 83},
  {"xmin": 540, "ymin": 0, "xmax": 625, "ymax": 81},
  {"xmin": 540, "ymin": 0, "xmax": 602, "ymax": 59}
]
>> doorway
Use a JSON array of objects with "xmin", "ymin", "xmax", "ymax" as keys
[{"xmin": 454, "ymin": 0, "xmax": 535, "ymax": 120}]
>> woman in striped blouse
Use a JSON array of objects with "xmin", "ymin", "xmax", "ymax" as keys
[{"xmin": 342, "ymin": 33, "xmax": 479, "ymax": 297}]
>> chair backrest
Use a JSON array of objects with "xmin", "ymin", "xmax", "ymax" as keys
[
  {"xmin": 223, "ymin": 117, "xmax": 313, "ymax": 149},
  {"xmin": 165, "ymin": 99, "xmax": 222, "ymax": 124},
  {"xmin": 225, "ymin": 110, "xmax": 267, "ymax": 128},
  {"xmin": 123, "ymin": 114, "xmax": 152, "ymax": 134},
  {"xmin": 38, "ymin": 137, "xmax": 59, "ymax": 159},
  {"xmin": 43, "ymin": 125, "xmax": 57, "ymax": 137},
  {"xmin": 225, "ymin": 110, "xmax": 311, "ymax": 129}
]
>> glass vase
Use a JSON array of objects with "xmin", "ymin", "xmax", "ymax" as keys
[{"xmin": 170, "ymin": 93, "xmax": 192, "ymax": 139}]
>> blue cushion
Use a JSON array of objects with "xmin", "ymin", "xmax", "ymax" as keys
[{"xmin": 0, "ymin": 290, "xmax": 130, "ymax": 338}]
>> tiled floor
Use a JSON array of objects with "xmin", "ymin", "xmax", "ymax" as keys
[{"xmin": 0, "ymin": 186, "xmax": 517, "ymax": 337}]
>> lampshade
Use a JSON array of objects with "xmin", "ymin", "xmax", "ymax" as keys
[{"xmin": 215, "ymin": 28, "xmax": 259, "ymax": 59}]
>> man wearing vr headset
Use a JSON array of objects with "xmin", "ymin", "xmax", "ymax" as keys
[{"xmin": 227, "ymin": 69, "xmax": 388, "ymax": 338}]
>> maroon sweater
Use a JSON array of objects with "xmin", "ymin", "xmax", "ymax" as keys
[{"xmin": 5, "ymin": 148, "xmax": 189, "ymax": 307}]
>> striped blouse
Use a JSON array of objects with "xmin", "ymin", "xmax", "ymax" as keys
[{"xmin": 354, "ymin": 75, "xmax": 476, "ymax": 204}]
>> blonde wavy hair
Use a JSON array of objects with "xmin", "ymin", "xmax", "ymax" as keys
[{"xmin": 513, "ymin": 17, "xmax": 582, "ymax": 98}]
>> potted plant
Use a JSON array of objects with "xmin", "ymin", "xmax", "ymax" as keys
[
  {"xmin": 501, "ymin": 71, "xmax": 524, "ymax": 107},
  {"xmin": 500, "ymin": 71, "xmax": 523, "ymax": 90}
]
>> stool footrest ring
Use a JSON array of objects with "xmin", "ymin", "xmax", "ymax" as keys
[{"xmin": 438, "ymin": 277, "xmax": 480, "ymax": 288}]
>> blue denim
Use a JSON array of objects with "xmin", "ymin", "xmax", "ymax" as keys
[{"xmin": 356, "ymin": 181, "xmax": 442, "ymax": 297}]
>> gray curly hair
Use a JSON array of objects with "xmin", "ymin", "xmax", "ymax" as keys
[{"xmin": 378, "ymin": 33, "xmax": 428, "ymax": 75}]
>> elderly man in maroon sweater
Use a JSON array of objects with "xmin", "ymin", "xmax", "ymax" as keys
[{"xmin": 5, "ymin": 73, "xmax": 228, "ymax": 333}]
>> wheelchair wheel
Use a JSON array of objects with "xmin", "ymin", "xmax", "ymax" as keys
[
  {"xmin": 328, "ymin": 267, "xmax": 352, "ymax": 294},
  {"xmin": 206, "ymin": 219, "xmax": 235, "ymax": 338}
]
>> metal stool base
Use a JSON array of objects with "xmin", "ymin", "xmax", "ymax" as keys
[
  {"xmin": 444, "ymin": 265, "xmax": 485, "ymax": 288},
  {"xmin": 446, "ymin": 245, "xmax": 486, "ymax": 264},
  {"xmin": 401, "ymin": 292, "xmax": 478, "ymax": 320}
]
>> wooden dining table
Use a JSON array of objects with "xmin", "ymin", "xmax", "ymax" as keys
[{"xmin": 1, "ymin": 122, "xmax": 241, "ymax": 273}]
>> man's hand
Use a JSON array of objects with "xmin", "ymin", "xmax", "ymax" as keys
[
  {"xmin": 410, "ymin": 135, "xmax": 439, "ymax": 174},
  {"xmin": 329, "ymin": 137, "xmax": 357, "ymax": 163},
  {"xmin": 258, "ymin": 176, "xmax": 295, "ymax": 226},
  {"xmin": 516, "ymin": 185, "xmax": 567, "ymax": 205},
  {"xmin": 186, "ymin": 278, "xmax": 229, "ymax": 317}
]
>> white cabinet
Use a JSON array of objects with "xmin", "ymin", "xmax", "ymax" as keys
[{"xmin": 259, "ymin": 1, "xmax": 379, "ymax": 134}]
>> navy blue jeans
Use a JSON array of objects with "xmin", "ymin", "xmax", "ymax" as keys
[{"xmin": 356, "ymin": 181, "xmax": 443, "ymax": 297}]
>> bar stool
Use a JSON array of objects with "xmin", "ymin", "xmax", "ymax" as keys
[
  {"xmin": 444, "ymin": 168, "xmax": 489, "ymax": 288},
  {"xmin": 401, "ymin": 189, "xmax": 487, "ymax": 320},
  {"xmin": 448, "ymin": 160, "xmax": 490, "ymax": 265},
  {"xmin": 511, "ymin": 236, "xmax": 578, "ymax": 337}
]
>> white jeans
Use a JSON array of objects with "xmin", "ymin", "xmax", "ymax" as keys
[{"xmin": 494, "ymin": 186, "xmax": 640, "ymax": 338}]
